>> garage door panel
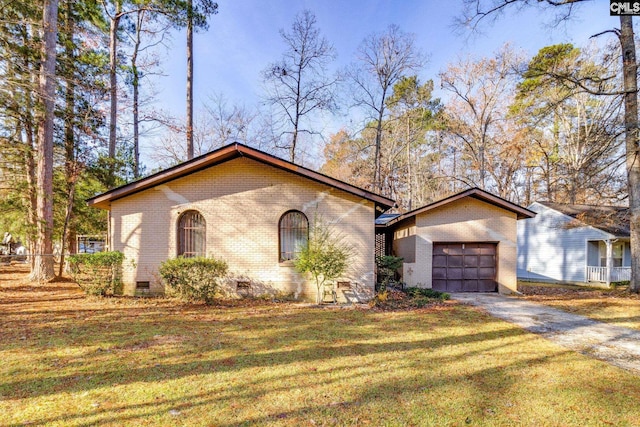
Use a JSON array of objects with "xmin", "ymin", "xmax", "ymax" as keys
[
  {"xmin": 433, "ymin": 255, "xmax": 448, "ymax": 267},
  {"xmin": 479, "ymin": 267, "xmax": 496, "ymax": 279},
  {"xmin": 479, "ymin": 279, "xmax": 497, "ymax": 292},
  {"xmin": 480, "ymin": 245, "xmax": 495, "ymax": 254},
  {"xmin": 479, "ymin": 255, "xmax": 495, "ymax": 267},
  {"xmin": 464, "ymin": 245, "xmax": 482, "ymax": 255},
  {"xmin": 444, "ymin": 280, "xmax": 463, "ymax": 292},
  {"xmin": 432, "ymin": 243, "xmax": 497, "ymax": 293},
  {"xmin": 433, "ymin": 245, "xmax": 447, "ymax": 255},
  {"xmin": 448, "ymin": 255, "xmax": 463, "ymax": 267},
  {"xmin": 462, "ymin": 280, "xmax": 478, "ymax": 292},
  {"xmin": 447, "ymin": 245, "xmax": 464, "ymax": 255},
  {"xmin": 432, "ymin": 280, "xmax": 447, "ymax": 291},
  {"xmin": 447, "ymin": 268, "xmax": 463, "ymax": 280},
  {"xmin": 432, "ymin": 267, "xmax": 447, "ymax": 280},
  {"xmin": 463, "ymin": 268, "xmax": 479, "ymax": 279},
  {"xmin": 464, "ymin": 256, "xmax": 479, "ymax": 267}
]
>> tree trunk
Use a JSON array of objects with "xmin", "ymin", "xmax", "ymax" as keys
[
  {"xmin": 374, "ymin": 106, "xmax": 385, "ymax": 193},
  {"xmin": 132, "ymin": 10, "xmax": 143, "ymax": 178},
  {"xmin": 619, "ymin": 16, "xmax": 640, "ymax": 292},
  {"xmin": 20, "ymin": 30, "xmax": 38, "ymax": 268},
  {"xmin": 290, "ymin": 127, "xmax": 298, "ymax": 162},
  {"xmin": 186, "ymin": 0, "xmax": 194, "ymax": 160},
  {"xmin": 24, "ymin": 87, "xmax": 37, "ymax": 268},
  {"xmin": 58, "ymin": 0, "xmax": 80, "ymax": 277},
  {"xmin": 30, "ymin": 0, "xmax": 59, "ymax": 282},
  {"xmin": 108, "ymin": 4, "xmax": 121, "ymax": 166}
]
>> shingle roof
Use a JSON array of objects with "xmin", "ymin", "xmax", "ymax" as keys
[
  {"xmin": 538, "ymin": 202, "xmax": 630, "ymax": 237},
  {"xmin": 87, "ymin": 142, "xmax": 395, "ymax": 215}
]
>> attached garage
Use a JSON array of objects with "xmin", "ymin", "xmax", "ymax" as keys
[
  {"xmin": 432, "ymin": 242, "xmax": 497, "ymax": 292},
  {"xmin": 384, "ymin": 188, "xmax": 535, "ymax": 294}
]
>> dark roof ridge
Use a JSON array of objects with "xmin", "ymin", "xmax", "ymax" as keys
[
  {"xmin": 538, "ymin": 201, "xmax": 628, "ymax": 209},
  {"xmin": 385, "ymin": 187, "xmax": 535, "ymax": 226},
  {"xmin": 87, "ymin": 142, "xmax": 395, "ymax": 212}
]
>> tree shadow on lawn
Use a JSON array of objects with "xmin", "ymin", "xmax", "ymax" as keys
[
  {"xmin": 8, "ymin": 285, "xmax": 634, "ymax": 426},
  {"xmin": 4, "ymin": 341, "xmax": 577, "ymax": 427},
  {"xmin": 3, "ymin": 308, "xmax": 541, "ymax": 401}
]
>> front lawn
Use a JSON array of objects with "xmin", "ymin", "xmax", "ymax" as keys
[
  {"xmin": 519, "ymin": 282, "xmax": 640, "ymax": 332},
  {"xmin": 2, "ymin": 267, "xmax": 640, "ymax": 426}
]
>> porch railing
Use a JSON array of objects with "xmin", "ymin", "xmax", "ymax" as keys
[{"xmin": 586, "ymin": 266, "xmax": 631, "ymax": 283}]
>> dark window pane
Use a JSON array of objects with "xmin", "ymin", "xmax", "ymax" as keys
[
  {"xmin": 178, "ymin": 211, "xmax": 205, "ymax": 257},
  {"xmin": 279, "ymin": 211, "xmax": 308, "ymax": 261}
]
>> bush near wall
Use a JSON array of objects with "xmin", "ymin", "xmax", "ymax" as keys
[
  {"xmin": 68, "ymin": 251, "xmax": 124, "ymax": 296},
  {"xmin": 159, "ymin": 257, "xmax": 228, "ymax": 304}
]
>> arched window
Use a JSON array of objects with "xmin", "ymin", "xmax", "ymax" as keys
[
  {"xmin": 279, "ymin": 210, "xmax": 308, "ymax": 262},
  {"xmin": 178, "ymin": 210, "xmax": 205, "ymax": 257}
]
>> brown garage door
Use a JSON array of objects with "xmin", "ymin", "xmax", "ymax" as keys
[{"xmin": 432, "ymin": 243, "xmax": 497, "ymax": 292}]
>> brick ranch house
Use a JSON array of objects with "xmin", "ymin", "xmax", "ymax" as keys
[
  {"xmin": 87, "ymin": 143, "xmax": 534, "ymax": 301},
  {"xmin": 88, "ymin": 143, "xmax": 394, "ymax": 301}
]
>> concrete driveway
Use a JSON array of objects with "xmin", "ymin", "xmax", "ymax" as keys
[{"xmin": 451, "ymin": 293, "xmax": 640, "ymax": 374}]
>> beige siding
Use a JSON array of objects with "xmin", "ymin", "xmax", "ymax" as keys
[
  {"xmin": 396, "ymin": 198, "xmax": 518, "ymax": 294},
  {"xmin": 392, "ymin": 217, "xmax": 416, "ymax": 263},
  {"xmin": 109, "ymin": 157, "xmax": 375, "ymax": 301}
]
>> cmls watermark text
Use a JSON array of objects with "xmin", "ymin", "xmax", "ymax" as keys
[{"xmin": 611, "ymin": 1, "xmax": 640, "ymax": 15}]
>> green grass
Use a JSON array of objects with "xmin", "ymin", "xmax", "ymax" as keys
[{"xmin": 2, "ymin": 277, "xmax": 640, "ymax": 426}]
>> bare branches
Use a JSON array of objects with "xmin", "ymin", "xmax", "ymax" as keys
[
  {"xmin": 347, "ymin": 24, "xmax": 424, "ymax": 193},
  {"xmin": 458, "ymin": 0, "xmax": 592, "ymax": 32},
  {"xmin": 261, "ymin": 10, "xmax": 338, "ymax": 162}
]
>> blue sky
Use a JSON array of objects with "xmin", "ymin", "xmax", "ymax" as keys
[{"xmin": 142, "ymin": 0, "xmax": 617, "ymax": 166}]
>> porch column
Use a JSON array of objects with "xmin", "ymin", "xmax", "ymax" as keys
[{"xmin": 606, "ymin": 239, "xmax": 613, "ymax": 286}]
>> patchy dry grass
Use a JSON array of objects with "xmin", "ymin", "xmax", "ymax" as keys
[
  {"xmin": 519, "ymin": 282, "xmax": 640, "ymax": 332},
  {"xmin": 2, "ymin": 266, "xmax": 640, "ymax": 426}
]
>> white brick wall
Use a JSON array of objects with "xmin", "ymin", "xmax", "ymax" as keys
[{"xmin": 109, "ymin": 157, "xmax": 375, "ymax": 301}]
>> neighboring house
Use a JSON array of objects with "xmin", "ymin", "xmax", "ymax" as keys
[
  {"xmin": 87, "ymin": 143, "xmax": 394, "ymax": 302},
  {"xmin": 517, "ymin": 202, "xmax": 631, "ymax": 286},
  {"xmin": 381, "ymin": 188, "xmax": 535, "ymax": 294}
]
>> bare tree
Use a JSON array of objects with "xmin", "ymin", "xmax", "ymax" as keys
[
  {"xmin": 440, "ymin": 45, "xmax": 526, "ymax": 198},
  {"xmin": 150, "ymin": 94, "xmax": 260, "ymax": 167},
  {"xmin": 125, "ymin": 9, "xmax": 170, "ymax": 178},
  {"xmin": 104, "ymin": 0, "xmax": 122, "ymax": 166},
  {"xmin": 459, "ymin": 0, "xmax": 640, "ymax": 292},
  {"xmin": 262, "ymin": 9, "xmax": 338, "ymax": 163},
  {"xmin": 31, "ymin": 0, "xmax": 59, "ymax": 281},
  {"xmin": 348, "ymin": 24, "xmax": 423, "ymax": 193}
]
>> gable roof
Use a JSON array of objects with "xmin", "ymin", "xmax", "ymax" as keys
[
  {"xmin": 386, "ymin": 187, "xmax": 535, "ymax": 226},
  {"xmin": 537, "ymin": 202, "xmax": 630, "ymax": 237},
  {"xmin": 87, "ymin": 142, "xmax": 395, "ymax": 215}
]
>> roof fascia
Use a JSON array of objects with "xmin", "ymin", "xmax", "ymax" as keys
[
  {"xmin": 87, "ymin": 143, "xmax": 395, "ymax": 212},
  {"xmin": 385, "ymin": 188, "xmax": 535, "ymax": 227}
]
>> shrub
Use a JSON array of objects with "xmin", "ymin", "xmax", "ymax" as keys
[
  {"xmin": 404, "ymin": 287, "xmax": 450, "ymax": 301},
  {"xmin": 68, "ymin": 251, "xmax": 124, "ymax": 296},
  {"xmin": 159, "ymin": 257, "xmax": 228, "ymax": 304},
  {"xmin": 375, "ymin": 255, "xmax": 403, "ymax": 292},
  {"xmin": 294, "ymin": 217, "xmax": 353, "ymax": 304},
  {"xmin": 611, "ymin": 280, "xmax": 630, "ymax": 288}
]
